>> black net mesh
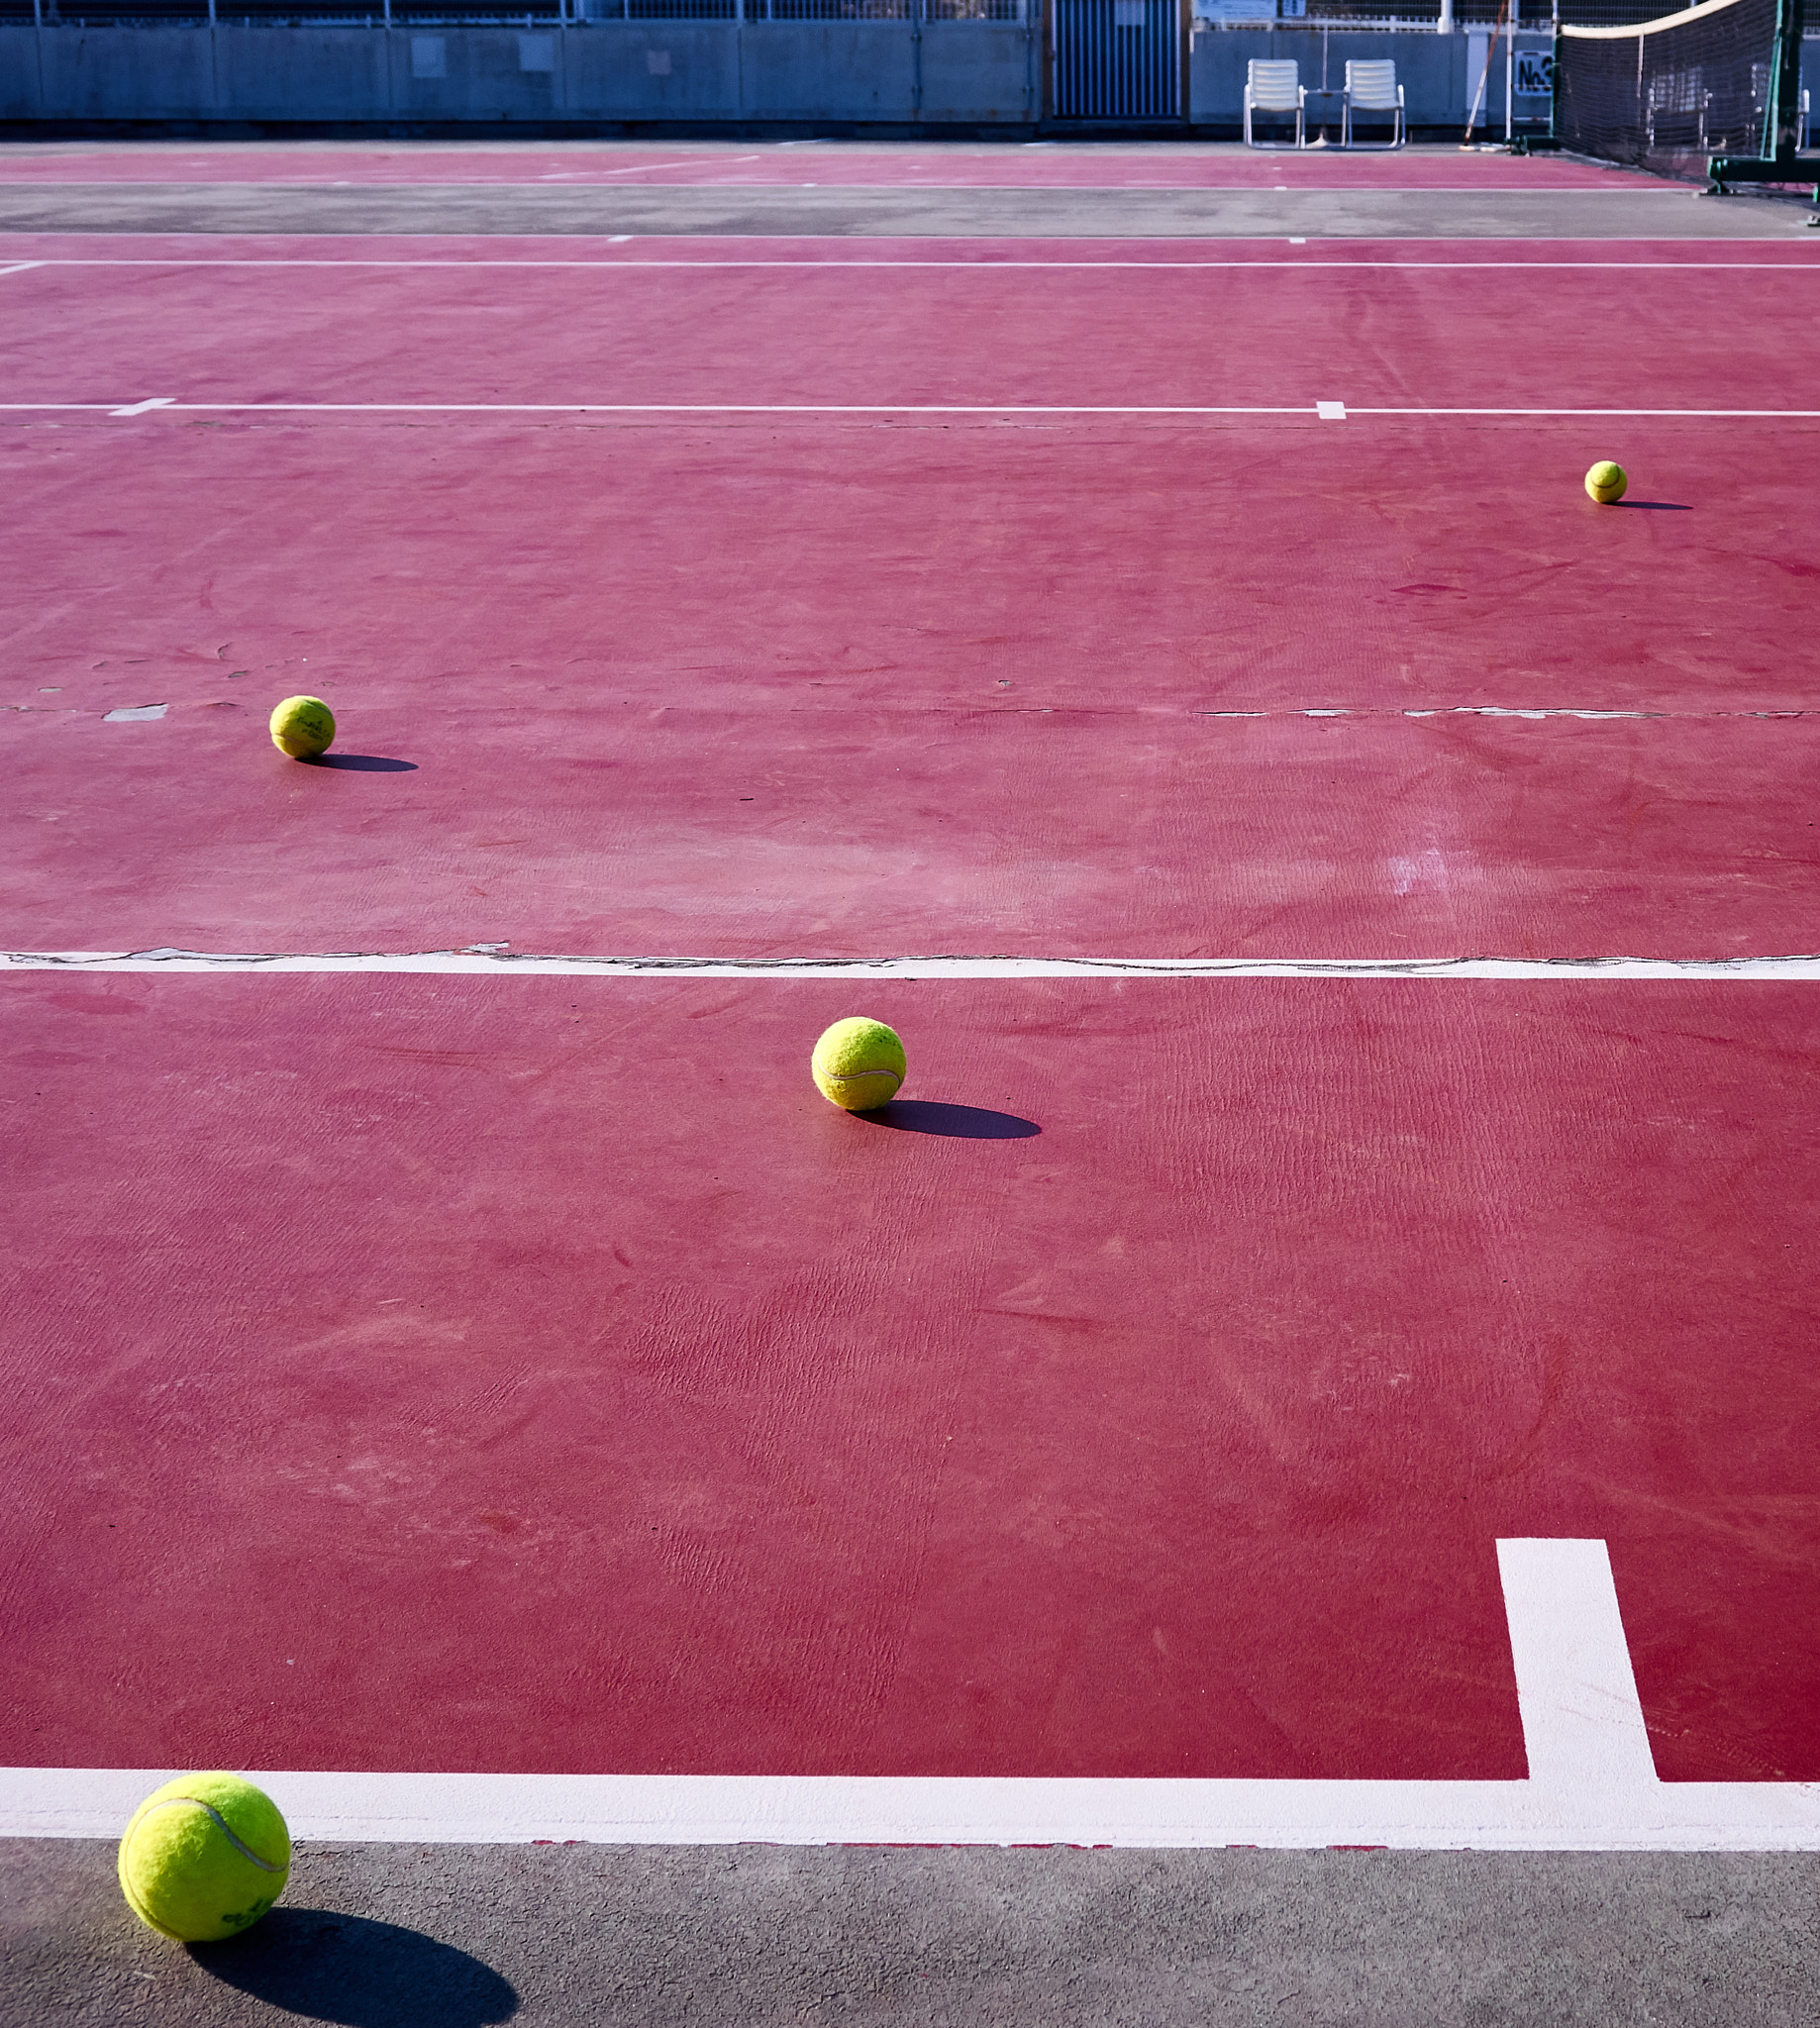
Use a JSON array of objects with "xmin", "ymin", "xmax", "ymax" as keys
[{"xmin": 1556, "ymin": 0, "xmax": 1785, "ymax": 171}]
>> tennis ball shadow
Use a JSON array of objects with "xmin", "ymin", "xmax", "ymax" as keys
[
  {"xmin": 1617, "ymin": 501, "xmax": 1691, "ymax": 512},
  {"xmin": 301, "ymin": 754, "xmax": 419, "ymax": 772},
  {"xmin": 190, "ymin": 1908, "xmax": 517, "ymax": 2026},
  {"xmin": 860, "ymin": 1099, "xmax": 1040, "ymax": 1140}
]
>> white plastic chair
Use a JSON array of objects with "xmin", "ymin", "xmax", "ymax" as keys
[
  {"xmin": 1244, "ymin": 59, "xmax": 1305, "ymax": 150},
  {"xmin": 1342, "ymin": 58, "xmax": 1405, "ymax": 149}
]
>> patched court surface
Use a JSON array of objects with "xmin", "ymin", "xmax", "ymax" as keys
[{"xmin": 4, "ymin": 140, "xmax": 1820, "ymax": 2025}]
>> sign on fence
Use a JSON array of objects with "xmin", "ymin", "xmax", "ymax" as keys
[{"xmin": 1514, "ymin": 48, "xmax": 1554, "ymax": 99}]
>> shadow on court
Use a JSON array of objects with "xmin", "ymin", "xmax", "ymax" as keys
[
  {"xmin": 1619, "ymin": 501, "xmax": 1692, "ymax": 511},
  {"xmin": 191, "ymin": 1909, "xmax": 517, "ymax": 2026},
  {"xmin": 304, "ymin": 754, "xmax": 419, "ymax": 772},
  {"xmin": 864, "ymin": 1099, "xmax": 1041, "ymax": 1139}
]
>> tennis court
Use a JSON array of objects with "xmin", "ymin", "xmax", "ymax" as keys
[{"xmin": 3, "ymin": 122, "xmax": 1820, "ymax": 2022}]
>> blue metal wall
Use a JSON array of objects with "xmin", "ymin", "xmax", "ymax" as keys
[{"xmin": 1053, "ymin": 0, "xmax": 1180, "ymax": 118}]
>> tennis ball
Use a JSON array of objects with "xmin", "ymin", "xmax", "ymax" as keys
[
  {"xmin": 1584, "ymin": 460, "xmax": 1628, "ymax": 505},
  {"xmin": 118, "ymin": 1773, "xmax": 291, "ymax": 1944},
  {"xmin": 268, "ymin": 695, "xmax": 335, "ymax": 759},
  {"xmin": 812, "ymin": 1017, "xmax": 906, "ymax": 1111}
]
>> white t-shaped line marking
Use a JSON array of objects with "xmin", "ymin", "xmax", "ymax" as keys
[{"xmin": 1497, "ymin": 1538, "xmax": 1659, "ymax": 1796}]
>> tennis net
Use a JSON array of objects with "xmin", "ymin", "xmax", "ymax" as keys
[{"xmin": 1554, "ymin": 0, "xmax": 1805, "ymax": 176}]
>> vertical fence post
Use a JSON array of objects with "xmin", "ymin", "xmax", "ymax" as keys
[{"xmin": 910, "ymin": 0, "xmax": 922, "ymax": 121}]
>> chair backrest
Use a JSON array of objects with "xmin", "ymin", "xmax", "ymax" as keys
[
  {"xmin": 1345, "ymin": 58, "xmax": 1399, "ymax": 107},
  {"xmin": 1247, "ymin": 58, "xmax": 1301, "ymax": 108}
]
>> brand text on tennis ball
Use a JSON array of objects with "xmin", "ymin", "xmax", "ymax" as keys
[
  {"xmin": 118, "ymin": 1773, "xmax": 292, "ymax": 1944},
  {"xmin": 269, "ymin": 695, "xmax": 336, "ymax": 759}
]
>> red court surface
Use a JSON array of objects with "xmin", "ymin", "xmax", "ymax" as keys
[
  {"xmin": 12, "ymin": 703, "xmax": 1820, "ymax": 961},
  {"xmin": 3, "ymin": 243, "xmax": 1816, "ymax": 960},
  {"xmin": 5, "ymin": 249, "xmax": 1818, "ymax": 408},
  {"xmin": 0, "ymin": 142, "xmax": 1644, "ymax": 189},
  {"xmin": 5, "ymin": 204, "xmax": 1820, "ymax": 1845},
  {"xmin": 5, "ymin": 971, "xmax": 1820, "ymax": 1786}
]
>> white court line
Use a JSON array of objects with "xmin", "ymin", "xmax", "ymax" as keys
[
  {"xmin": 537, "ymin": 154, "xmax": 763, "ymax": 178},
  {"xmin": 4, "ymin": 1542, "xmax": 1818, "ymax": 1849},
  {"xmin": 0, "ymin": 260, "xmax": 41, "ymax": 275},
  {"xmin": 8, "ymin": 951, "xmax": 1820, "ymax": 978},
  {"xmin": 4, "ymin": 401, "xmax": 1818, "ymax": 420},
  {"xmin": 0, "ymin": 185, "xmax": 1712, "ymax": 199},
  {"xmin": 4, "ymin": 257, "xmax": 1817, "ymax": 270}
]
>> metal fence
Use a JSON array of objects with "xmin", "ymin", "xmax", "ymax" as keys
[
  {"xmin": 2, "ymin": 0, "xmax": 1024, "ymax": 20},
  {"xmin": 1198, "ymin": 0, "xmax": 1807, "ymax": 22}
]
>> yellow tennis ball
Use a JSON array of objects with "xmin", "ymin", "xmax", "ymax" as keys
[
  {"xmin": 1584, "ymin": 460, "xmax": 1628, "ymax": 505},
  {"xmin": 268, "ymin": 695, "xmax": 335, "ymax": 759},
  {"xmin": 812, "ymin": 1017, "xmax": 906, "ymax": 1112},
  {"xmin": 118, "ymin": 1773, "xmax": 291, "ymax": 1944}
]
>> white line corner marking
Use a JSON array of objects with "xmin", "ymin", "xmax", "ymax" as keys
[
  {"xmin": 3, "ymin": 1541, "xmax": 1819, "ymax": 1850},
  {"xmin": 107, "ymin": 397, "xmax": 176, "ymax": 418}
]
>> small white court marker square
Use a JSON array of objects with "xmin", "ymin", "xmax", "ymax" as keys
[
  {"xmin": 1316, "ymin": 401, "xmax": 1348, "ymax": 421},
  {"xmin": 103, "ymin": 704, "xmax": 167, "ymax": 722},
  {"xmin": 108, "ymin": 397, "xmax": 175, "ymax": 418},
  {"xmin": 1289, "ymin": 238, "xmax": 1307, "ymax": 245}
]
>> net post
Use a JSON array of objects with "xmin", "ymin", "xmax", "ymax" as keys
[
  {"xmin": 1766, "ymin": 0, "xmax": 1803, "ymax": 158},
  {"xmin": 1707, "ymin": 0, "xmax": 1811, "ymax": 195}
]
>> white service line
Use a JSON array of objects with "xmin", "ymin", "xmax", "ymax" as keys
[
  {"xmin": 4, "ymin": 1542, "xmax": 1817, "ymax": 1850},
  {"xmin": 0, "ymin": 260, "xmax": 42, "ymax": 275},
  {"xmin": 4, "ymin": 401, "xmax": 1819, "ymax": 420},
  {"xmin": 7, "ymin": 951, "xmax": 1820, "ymax": 978},
  {"xmin": 6, "ymin": 256, "xmax": 1819, "ymax": 270}
]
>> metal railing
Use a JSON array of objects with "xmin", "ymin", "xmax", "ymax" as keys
[{"xmin": 5, "ymin": 0, "xmax": 1023, "ymax": 19}]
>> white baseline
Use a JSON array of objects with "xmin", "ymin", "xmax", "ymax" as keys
[{"xmin": 3, "ymin": 1543, "xmax": 1817, "ymax": 1851}]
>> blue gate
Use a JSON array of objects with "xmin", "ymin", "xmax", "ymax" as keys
[{"xmin": 1052, "ymin": 0, "xmax": 1182, "ymax": 120}]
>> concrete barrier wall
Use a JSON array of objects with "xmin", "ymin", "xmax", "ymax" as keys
[
  {"xmin": 0, "ymin": 20, "xmax": 1041, "ymax": 126},
  {"xmin": 1190, "ymin": 27, "xmax": 1506, "ymax": 133},
  {"xmin": 0, "ymin": 21, "xmax": 1572, "ymax": 130}
]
